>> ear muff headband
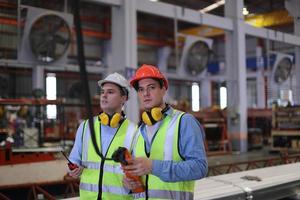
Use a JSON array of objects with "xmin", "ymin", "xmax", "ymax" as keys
[
  {"xmin": 142, "ymin": 111, "xmax": 156, "ymax": 126},
  {"xmin": 99, "ymin": 112, "xmax": 122, "ymax": 128}
]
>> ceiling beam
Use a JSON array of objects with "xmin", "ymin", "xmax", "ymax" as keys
[
  {"xmin": 83, "ymin": 0, "xmax": 121, "ymax": 6},
  {"xmin": 181, "ymin": 10, "xmax": 293, "ymax": 37},
  {"xmin": 136, "ymin": 0, "xmax": 233, "ymax": 31}
]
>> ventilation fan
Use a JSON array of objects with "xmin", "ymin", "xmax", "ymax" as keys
[
  {"xmin": 178, "ymin": 35, "xmax": 213, "ymax": 78},
  {"xmin": 271, "ymin": 53, "xmax": 293, "ymax": 85},
  {"xmin": 29, "ymin": 14, "xmax": 71, "ymax": 63},
  {"xmin": 19, "ymin": 6, "xmax": 73, "ymax": 64},
  {"xmin": 186, "ymin": 41, "xmax": 210, "ymax": 75}
]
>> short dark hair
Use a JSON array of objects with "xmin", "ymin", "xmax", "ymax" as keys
[
  {"xmin": 133, "ymin": 78, "xmax": 164, "ymax": 91},
  {"xmin": 119, "ymin": 86, "xmax": 128, "ymax": 97}
]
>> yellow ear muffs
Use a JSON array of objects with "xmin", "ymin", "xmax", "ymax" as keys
[
  {"xmin": 99, "ymin": 112, "xmax": 122, "ymax": 128},
  {"xmin": 110, "ymin": 113, "xmax": 121, "ymax": 128},
  {"xmin": 151, "ymin": 107, "xmax": 163, "ymax": 121},
  {"xmin": 99, "ymin": 112, "xmax": 110, "ymax": 126},
  {"xmin": 142, "ymin": 111, "xmax": 153, "ymax": 126},
  {"xmin": 142, "ymin": 107, "xmax": 163, "ymax": 126}
]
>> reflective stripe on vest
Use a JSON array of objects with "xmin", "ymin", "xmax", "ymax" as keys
[
  {"xmin": 82, "ymin": 161, "xmax": 123, "ymax": 174},
  {"xmin": 163, "ymin": 110, "xmax": 182, "ymax": 160},
  {"xmin": 133, "ymin": 189, "xmax": 193, "ymax": 200},
  {"xmin": 80, "ymin": 116, "xmax": 136, "ymax": 199},
  {"xmin": 134, "ymin": 110, "xmax": 195, "ymax": 200},
  {"xmin": 80, "ymin": 182, "xmax": 129, "ymax": 195}
]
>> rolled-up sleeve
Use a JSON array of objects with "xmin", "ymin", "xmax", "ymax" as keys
[{"xmin": 69, "ymin": 121, "xmax": 85, "ymax": 165}]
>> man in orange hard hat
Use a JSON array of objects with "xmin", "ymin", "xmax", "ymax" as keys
[{"xmin": 123, "ymin": 64, "xmax": 208, "ymax": 199}]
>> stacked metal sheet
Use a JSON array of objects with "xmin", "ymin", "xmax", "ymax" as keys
[{"xmin": 194, "ymin": 163, "xmax": 300, "ymax": 200}]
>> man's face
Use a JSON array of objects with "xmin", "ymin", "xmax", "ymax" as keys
[
  {"xmin": 100, "ymin": 83, "xmax": 127, "ymax": 114},
  {"xmin": 137, "ymin": 78, "xmax": 166, "ymax": 110}
]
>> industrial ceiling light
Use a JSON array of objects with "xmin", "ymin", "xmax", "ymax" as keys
[
  {"xmin": 149, "ymin": 0, "xmax": 158, "ymax": 2},
  {"xmin": 199, "ymin": 0, "xmax": 225, "ymax": 13}
]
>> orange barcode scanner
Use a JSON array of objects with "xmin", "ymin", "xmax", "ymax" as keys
[
  {"xmin": 61, "ymin": 151, "xmax": 78, "ymax": 170},
  {"xmin": 112, "ymin": 147, "xmax": 145, "ymax": 193}
]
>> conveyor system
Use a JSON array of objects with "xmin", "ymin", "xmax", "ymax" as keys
[{"xmin": 194, "ymin": 163, "xmax": 300, "ymax": 200}]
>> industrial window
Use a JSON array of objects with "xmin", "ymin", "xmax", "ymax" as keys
[
  {"xmin": 192, "ymin": 82, "xmax": 200, "ymax": 111},
  {"xmin": 220, "ymin": 86, "xmax": 227, "ymax": 109},
  {"xmin": 46, "ymin": 73, "xmax": 57, "ymax": 119}
]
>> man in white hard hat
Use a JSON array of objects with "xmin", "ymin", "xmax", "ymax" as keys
[{"xmin": 68, "ymin": 72, "xmax": 136, "ymax": 200}]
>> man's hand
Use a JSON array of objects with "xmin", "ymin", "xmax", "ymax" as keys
[
  {"xmin": 68, "ymin": 166, "xmax": 83, "ymax": 178},
  {"xmin": 123, "ymin": 157, "xmax": 152, "ymax": 176},
  {"xmin": 122, "ymin": 176, "xmax": 143, "ymax": 190}
]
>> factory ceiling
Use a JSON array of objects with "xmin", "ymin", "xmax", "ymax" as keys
[{"xmin": 0, "ymin": 0, "xmax": 295, "ymax": 61}]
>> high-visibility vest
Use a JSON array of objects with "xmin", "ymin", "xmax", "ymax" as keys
[
  {"xmin": 79, "ymin": 116, "xmax": 136, "ymax": 200},
  {"xmin": 133, "ymin": 110, "xmax": 195, "ymax": 200}
]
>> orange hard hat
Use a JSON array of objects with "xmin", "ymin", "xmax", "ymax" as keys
[{"xmin": 130, "ymin": 64, "xmax": 168, "ymax": 90}]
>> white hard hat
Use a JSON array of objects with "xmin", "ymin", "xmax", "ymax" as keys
[{"xmin": 98, "ymin": 72, "xmax": 130, "ymax": 95}]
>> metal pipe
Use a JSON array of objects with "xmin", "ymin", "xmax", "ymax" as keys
[{"xmin": 17, "ymin": 0, "xmax": 21, "ymax": 61}]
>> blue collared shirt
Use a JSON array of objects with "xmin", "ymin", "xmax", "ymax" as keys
[
  {"xmin": 138, "ymin": 107, "xmax": 208, "ymax": 182},
  {"xmin": 69, "ymin": 120, "xmax": 118, "ymax": 165}
]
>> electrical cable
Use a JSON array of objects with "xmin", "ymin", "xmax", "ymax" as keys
[{"xmin": 72, "ymin": 0, "xmax": 112, "ymax": 161}]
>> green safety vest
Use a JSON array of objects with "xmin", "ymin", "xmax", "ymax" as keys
[
  {"xmin": 133, "ymin": 110, "xmax": 195, "ymax": 200},
  {"xmin": 79, "ymin": 116, "xmax": 136, "ymax": 200}
]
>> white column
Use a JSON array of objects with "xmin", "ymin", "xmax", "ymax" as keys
[
  {"xmin": 102, "ymin": 40, "xmax": 112, "ymax": 70},
  {"xmin": 295, "ymin": 28, "xmax": 300, "ymax": 105},
  {"xmin": 157, "ymin": 46, "xmax": 171, "ymax": 72},
  {"xmin": 285, "ymin": 0, "xmax": 300, "ymax": 104},
  {"xmin": 111, "ymin": 0, "xmax": 139, "ymax": 123},
  {"xmin": 225, "ymin": 0, "xmax": 248, "ymax": 152},
  {"xmin": 256, "ymin": 44, "xmax": 266, "ymax": 108},
  {"xmin": 32, "ymin": 66, "xmax": 44, "ymax": 91},
  {"xmin": 200, "ymin": 79, "xmax": 212, "ymax": 108}
]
